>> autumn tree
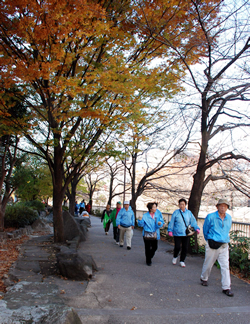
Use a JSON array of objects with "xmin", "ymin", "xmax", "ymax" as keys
[
  {"xmin": 131, "ymin": 0, "xmax": 250, "ymax": 218},
  {"xmin": 0, "ymin": 0, "xmax": 169, "ymax": 242}
]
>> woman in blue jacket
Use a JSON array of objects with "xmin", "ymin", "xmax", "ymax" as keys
[
  {"xmin": 138, "ymin": 202, "xmax": 164, "ymax": 266},
  {"xmin": 168, "ymin": 198, "xmax": 200, "ymax": 268}
]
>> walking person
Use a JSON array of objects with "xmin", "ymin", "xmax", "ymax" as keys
[
  {"xmin": 168, "ymin": 198, "xmax": 200, "ymax": 267},
  {"xmin": 109, "ymin": 201, "xmax": 122, "ymax": 245},
  {"xmin": 79, "ymin": 200, "xmax": 85, "ymax": 214},
  {"xmin": 101, "ymin": 203, "xmax": 112, "ymax": 235},
  {"xmin": 137, "ymin": 202, "xmax": 165, "ymax": 266},
  {"xmin": 200, "ymin": 199, "xmax": 234, "ymax": 297},
  {"xmin": 116, "ymin": 201, "xmax": 135, "ymax": 250}
]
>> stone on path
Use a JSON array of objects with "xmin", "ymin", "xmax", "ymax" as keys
[{"xmin": 56, "ymin": 246, "xmax": 97, "ymax": 280}]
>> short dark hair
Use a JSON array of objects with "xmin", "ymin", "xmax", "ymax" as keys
[
  {"xmin": 178, "ymin": 198, "xmax": 187, "ymax": 205},
  {"xmin": 146, "ymin": 202, "xmax": 158, "ymax": 211}
]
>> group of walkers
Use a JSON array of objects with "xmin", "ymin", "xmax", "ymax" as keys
[
  {"xmin": 75, "ymin": 200, "xmax": 91, "ymax": 216},
  {"xmin": 101, "ymin": 197, "xmax": 234, "ymax": 297}
]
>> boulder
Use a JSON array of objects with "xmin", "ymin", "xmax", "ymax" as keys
[
  {"xmin": 56, "ymin": 246, "xmax": 97, "ymax": 280},
  {"xmin": 62, "ymin": 211, "xmax": 87, "ymax": 242},
  {"xmin": 31, "ymin": 218, "xmax": 50, "ymax": 230}
]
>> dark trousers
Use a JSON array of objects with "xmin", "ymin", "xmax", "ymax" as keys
[
  {"xmin": 113, "ymin": 226, "xmax": 120, "ymax": 242},
  {"xmin": 143, "ymin": 238, "xmax": 158, "ymax": 264},
  {"xmin": 174, "ymin": 236, "xmax": 189, "ymax": 262},
  {"xmin": 104, "ymin": 221, "xmax": 111, "ymax": 233}
]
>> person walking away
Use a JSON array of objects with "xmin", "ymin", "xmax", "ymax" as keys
[
  {"xmin": 85, "ymin": 202, "xmax": 91, "ymax": 214},
  {"xmin": 101, "ymin": 204, "xmax": 112, "ymax": 235},
  {"xmin": 168, "ymin": 198, "xmax": 200, "ymax": 267},
  {"xmin": 75, "ymin": 201, "xmax": 79, "ymax": 216},
  {"xmin": 200, "ymin": 199, "xmax": 234, "ymax": 297},
  {"xmin": 116, "ymin": 201, "xmax": 135, "ymax": 250},
  {"xmin": 79, "ymin": 200, "xmax": 85, "ymax": 214},
  {"xmin": 137, "ymin": 202, "xmax": 165, "ymax": 266},
  {"xmin": 109, "ymin": 201, "xmax": 122, "ymax": 244}
]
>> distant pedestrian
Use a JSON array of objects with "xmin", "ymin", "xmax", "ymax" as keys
[
  {"xmin": 109, "ymin": 201, "xmax": 122, "ymax": 245},
  {"xmin": 75, "ymin": 201, "xmax": 79, "ymax": 216},
  {"xmin": 200, "ymin": 199, "xmax": 234, "ymax": 297},
  {"xmin": 86, "ymin": 202, "xmax": 91, "ymax": 214},
  {"xmin": 116, "ymin": 201, "xmax": 135, "ymax": 250},
  {"xmin": 101, "ymin": 204, "xmax": 112, "ymax": 235},
  {"xmin": 168, "ymin": 198, "xmax": 200, "ymax": 268},
  {"xmin": 79, "ymin": 200, "xmax": 85, "ymax": 214},
  {"xmin": 137, "ymin": 202, "xmax": 165, "ymax": 266}
]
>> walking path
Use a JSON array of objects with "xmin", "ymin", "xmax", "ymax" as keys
[
  {"xmin": 0, "ymin": 215, "xmax": 249, "ymax": 323},
  {"xmin": 75, "ymin": 216, "xmax": 250, "ymax": 324}
]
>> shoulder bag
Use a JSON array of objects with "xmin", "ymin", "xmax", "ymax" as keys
[
  {"xmin": 144, "ymin": 216, "xmax": 157, "ymax": 240},
  {"xmin": 180, "ymin": 210, "xmax": 195, "ymax": 236}
]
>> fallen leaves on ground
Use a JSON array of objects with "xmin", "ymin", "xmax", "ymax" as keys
[{"xmin": 0, "ymin": 231, "xmax": 29, "ymax": 293}]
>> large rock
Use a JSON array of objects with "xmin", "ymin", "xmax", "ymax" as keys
[
  {"xmin": 63, "ymin": 211, "xmax": 87, "ymax": 242},
  {"xmin": 56, "ymin": 246, "xmax": 97, "ymax": 280},
  {"xmin": 31, "ymin": 217, "xmax": 51, "ymax": 231},
  {"xmin": 75, "ymin": 216, "xmax": 91, "ymax": 228}
]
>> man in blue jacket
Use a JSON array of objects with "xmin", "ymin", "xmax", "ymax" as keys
[
  {"xmin": 200, "ymin": 199, "xmax": 233, "ymax": 297},
  {"xmin": 116, "ymin": 201, "xmax": 135, "ymax": 250}
]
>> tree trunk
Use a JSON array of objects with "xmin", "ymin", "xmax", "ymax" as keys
[
  {"xmin": 52, "ymin": 145, "xmax": 65, "ymax": 243},
  {"xmin": 68, "ymin": 174, "xmax": 79, "ymax": 216},
  {"xmin": 108, "ymin": 173, "xmax": 114, "ymax": 205},
  {"xmin": 188, "ymin": 105, "xmax": 209, "ymax": 253},
  {"xmin": 130, "ymin": 154, "xmax": 137, "ymax": 219}
]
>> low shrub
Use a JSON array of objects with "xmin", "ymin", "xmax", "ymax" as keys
[
  {"xmin": 62, "ymin": 206, "xmax": 69, "ymax": 211},
  {"xmin": 5, "ymin": 203, "xmax": 38, "ymax": 228},
  {"xmin": 24, "ymin": 200, "xmax": 45, "ymax": 212},
  {"xmin": 229, "ymin": 230, "xmax": 250, "ymax": 278}
]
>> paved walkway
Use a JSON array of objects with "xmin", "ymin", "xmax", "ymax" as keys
[{"xmin": 74, "ymin": 216, "xmax": 250, "ymax": 324}]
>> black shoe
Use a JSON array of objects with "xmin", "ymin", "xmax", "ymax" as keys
[
  {"xmin": 200, "ymin": 279, "xmax": 208, "ymax": 286},
  {"xmin": 120, "ymin": 245, "xmax": 123, "ymax": 248},
  {"xmin": 146, "ymin": 262, "xmax": 152, "ymax": 266},
  {"xmin": 127, "ymin": 246, "xmax": 131, "ymax": 250},
  {"xmin": 222, "ymin": 289, "xmax": 234, "ymax": 297}
]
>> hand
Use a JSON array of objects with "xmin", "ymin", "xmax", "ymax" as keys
[
  {"xmin": 138, "ymin": 215, "xmax": 143, "ymax": 220},
  {"xmin": 196, "ymin": 229, "xmax": 200, "ymax": 234},
  {"xmin": 157, "ymin": 221, "xmax": 161, "ymax": 226},
  {"xmin": 168, "ymin": 231, "xmax": 173, "ymax": 237},
  {"xmin": 132, "ymin": 226, "xmax": 134, "ymax": 229},
  {"xmin": 118, "ymin": 225, "xmax": 120, "ymax": 229}
]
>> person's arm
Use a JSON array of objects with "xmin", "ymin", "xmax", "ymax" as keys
[
  {"xmin": 203, "ymin": 215, "xmax": 210, "ymax": 241},
  {"xmin": 116, "ymin": 209, "xmax": 122, "ymax": 228},
  {"xmin": 156, "ymin": 210, "xmax": 164, "ymax": 228},
  {"xmin": 190, "ymin": 211, "xmax": 200, "ymax": 232},
  {"xmin": 167, "ymin": 211, "xmax": 176, "ymax": 233},
  {"xmin": 101, "ymin": 210, "xmax": 105, "ymax": 222}
]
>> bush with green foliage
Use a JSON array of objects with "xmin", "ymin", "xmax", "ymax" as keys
[
  {"xmin": 5, "ymin": 203, "xmax": 38, "ymax": 228},
  {"xmin": 24, "ymin": 200, "xmax": 45, "ymax": 212},
  {"xmin": 229, "ymin": 230, "xmax": 250, "ymax": 278}
]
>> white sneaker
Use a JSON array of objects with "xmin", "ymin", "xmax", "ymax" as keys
[
  {"xmin": 180, "ymin": 261, "xmax": 186, "ymax": 267},
  {"xmin": 105, "ymin": 232, "xmax": 108, "ymax": 235},
  {"xmin": 116, "ymin": 242, "xmax": 119, "ymax": 245},
  {"xmin": 172, "ymin": 257, "xmax": 177, "ymax": 265}
]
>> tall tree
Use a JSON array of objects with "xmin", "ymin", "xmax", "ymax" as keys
[
  {"xmin": 0, "ymin": 0, "xmax": 163, "ymax": 241},
  {"xmin": 132, "ymin": 0, "xmax": 250, "ymax": 218}
]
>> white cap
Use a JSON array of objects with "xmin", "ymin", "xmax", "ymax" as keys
[{"xmin": 124, "ymin": 201, "xmax": 130, "ymax": 205}]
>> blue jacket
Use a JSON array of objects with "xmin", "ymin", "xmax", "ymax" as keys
[
  {"xmin": 137, "ymin": 209, "xmax": 165, "ymax": 240},
  {"xmin": 203, "ymin": 211, "xmax": 232, "ymax": 243},
  {"xmin": 116, "ymin": 206, "xmax": 135, "ymax": 227},
  {"xmin": 168, "ymin": 208, "xmax": 199, "ymax": 236}
]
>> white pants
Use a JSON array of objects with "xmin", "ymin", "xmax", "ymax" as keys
[
  {"xmin": 201, "ymin": 243, "xmax": 231, "ymax": 290},
  {"xmin": 119, "ymin": 226, "xmax": 132, "ymax": 247}
]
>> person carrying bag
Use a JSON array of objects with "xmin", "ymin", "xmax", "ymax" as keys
[{"xmin": 137, "ymin": 202, "xmax": 164, "ymax": 266}]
